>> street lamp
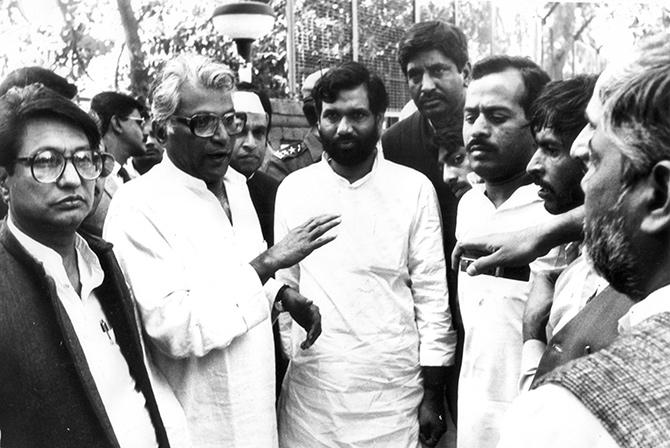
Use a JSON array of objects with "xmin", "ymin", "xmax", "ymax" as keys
[{"xmin": 212, "ymin": 1, "xmax": 275, "ymax": 81}]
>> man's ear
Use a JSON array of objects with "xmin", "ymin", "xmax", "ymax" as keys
[
  {"xmin": 461, "ymin": 61, "xmax": 472, "ymax": 88},
  {"xmin": 109, "ymin": 115, "xmax": 124, "ymax": 134},
  {"xmin": 0, "ymin": 167, "xmax": 10, "ymax": 205},
  {"xmin": 376, "ymin": 113, "xmax": 385, "ymax": 135},
  {"xmin": 153, "ymin": 122, "xmax": 168, "ymax": 144},
  {"xmin": 640, "ymin": 160, "xmax": 670, "ymax": 235}
]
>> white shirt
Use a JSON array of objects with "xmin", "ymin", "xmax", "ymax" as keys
[
  {"xmin": 7, "ymin": 215, "xmax": 158, "ymax": 448},
  {"xmin": 498, "ymin": 284, "xmax": 670, "ymax": 448},
  {"xmin": 274, "ymin": 154, "xmax": 456, "ymax": 447},
  {"xmin": 455, "ymin": 183, "xmax": 564, "ymax": 448},
  {"xmin": 104, "ymin": 155, "xmax": 279, "ymax": 448},
  {"xmin": 519, "ymin": 253, "xmax": 605, "ymax": 391}
]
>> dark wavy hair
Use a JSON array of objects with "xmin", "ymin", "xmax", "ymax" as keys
[
  {"xmin": 530, "ymin": 74, "xmax": 598, "ymax": 148},
  {"xmin": 0, "ymin": 66, "xmax": 77, "ymax": 99},
  {"xmin": 90, "ymin": 91, "xmax": 146, "ymax": 136},
  {"xmin": 0, "ymin": 84, "xmax": 100, "ymax": 171},
  {"xmin": 472, "ymin": 55, "xmax": 551, "ymax": 118},
  {"xmin": 398, "ymin": 21, "xmax": 469, "ymax": 75},
  {"xmin": 312, "ymin": 62, "xmax": 388, "ymax": 116}
]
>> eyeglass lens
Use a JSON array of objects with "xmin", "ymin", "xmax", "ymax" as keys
[
  {"xmin": 32, "ymin": 149, "xmax": 103, "ymax": 183},
  {"xmin": 191, "ymin": 112, "xmax": 246, "ymax": 137}
]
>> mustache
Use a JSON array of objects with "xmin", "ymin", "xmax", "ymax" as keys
[
  {"xmin": 465, "ymin": 138, "xmax": 496, "ymax": 153},
  {"xmin": 419, "ymin": 92, "xmax": 446, "ymax": 103}
]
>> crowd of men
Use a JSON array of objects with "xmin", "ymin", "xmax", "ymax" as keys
[{"xmin": 0, "ymin": 18, "xmax": 668, "ymax": 448}]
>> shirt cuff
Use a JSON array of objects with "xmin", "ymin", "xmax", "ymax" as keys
[
  {"xmin": 235, "ymin": 264, "xmax": 271, "ymax": 331},
  {"xmin": 264, "ymin": 278, "xmax": 284, "ymax": 308}
]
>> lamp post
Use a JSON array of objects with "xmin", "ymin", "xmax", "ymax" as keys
[{"xmin": 212, "ymin": 1, "xmax": 276, "ymax": 82}]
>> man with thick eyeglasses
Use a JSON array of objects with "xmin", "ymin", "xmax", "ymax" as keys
[
  {"xmin": 0, "ymin": 84, "xmax": 172, "ymax": 447},
  {"xmin": 104, "ymin": 53, "xmax": 339, "ymax": 448}
]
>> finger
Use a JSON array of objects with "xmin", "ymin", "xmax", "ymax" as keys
[
  {"xmin": 451, "ymin": 243, "xmax": 464, "ymax": 271},
  {"xmin": 309, "ymin": 217, "xmax": 342, "ymax": 238},
  {"xmin": 308, "ymin": 234, "xmax": 337, "ymax": 250},
  {"xmin": 301, "ymin": 310, "xmax": 322, "ymax": 349},
  {"xmin": 467, "ymin": 252, "xmax": 500, "ymax": 275},
  {"xmin": 305, "ymin": 214, "xmax": 341, "ymax": 231}
]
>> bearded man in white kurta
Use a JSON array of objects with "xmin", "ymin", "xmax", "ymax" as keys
[
  {"xmin": 275, "ymin": 62, "xmax": 456, "ymax": 448},
  {"xmin": 104, "ymin": 54, "xmax": 338, "ymax": 448}
]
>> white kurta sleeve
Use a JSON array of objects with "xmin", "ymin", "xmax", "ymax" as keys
[
  {"xmin": 273, "ymin": 183, "xmax": 300, "ymax": 290},
  {"xmin": 408, "ymin": 180, "xmax": 456, "ymax": 367},
  {"xmin": 104, "ymin": 202, "xmax": 269, "ymax": 359}
]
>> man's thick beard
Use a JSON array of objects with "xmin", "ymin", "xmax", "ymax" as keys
[
  {"xmin": 323, "ymin": 130, "xmax": 378, "ymax": 167},
  {"xmin": 584, "ymin": 203, "xmax": 644, "ymax": 301}
]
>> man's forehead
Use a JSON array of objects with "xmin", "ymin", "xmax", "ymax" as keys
[
  {"xmin": 322, "ymin": 84, "xmax": 371, "ymax": 109},
  {"xmin": 19, "ymin": 117, "xmax": 89, "ymax": 155},
  {"xmin": 585, "ymin": 91, "xmax": 603, "ymax": 125},
  {"xmin": 534, "ymin": 127, "xmax": 563, "ymax": 144},
  {"xmin": 465, "ymin": 69, "xmax": 525, "ymax": 108},
  {"xmin": 178, "ymin": 82, "xmax": 233, "ymax": 115},
  {"xmin": 246, "ymin": 112, "xmax": 268, "ymax": 128},
  {"xmin": 407, "ymin": 48, "xmax": 456, "ymax": 67}
]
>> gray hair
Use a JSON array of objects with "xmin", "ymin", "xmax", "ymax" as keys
[
  {"xmin": 151, "ymin": 53, "xmax": 235, "ymax": 125},
  {"xmin": 602, "ymin": 32, "xmax": 670, "ymax": 187}
]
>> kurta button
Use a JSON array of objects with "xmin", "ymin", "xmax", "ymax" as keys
[{"xmin": 551, "ymin": 343, "xmax": 563, "ymax": 353}]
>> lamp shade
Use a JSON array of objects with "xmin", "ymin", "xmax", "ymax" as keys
[{"xmin": 212, "ymin": 2, "xmax": 275, "ymax": 41}]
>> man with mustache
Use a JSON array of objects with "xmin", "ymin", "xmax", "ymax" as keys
[
  {"xmin": 456, "ymin": 55, "xmax": 553, "ymax": 448},
  {"xmin": 104, "ymin": 53, "xmax": 339, "ymax": 447},
  {"xmin": 382, "ymin": 20, "xmax": 471, "ymax": 422},
  {"xmin": 519, "ymin": 75, "xmax": 625, "ymax": 391},
  {"xmin": 499, "ymin": 32, "xmax": 670, "ymax": 447},
  {"xmin": 274, "ymin": 61, "xmax": 456, "ymax": 447}
]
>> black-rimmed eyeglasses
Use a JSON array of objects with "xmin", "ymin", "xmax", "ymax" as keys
[
  {"xmin": 172, "ymin": 111, "xmax": 247, "ymax": 138},
  {"xmin": 14, "ymin": 148, "xmax": 106, "ymax": 184}
]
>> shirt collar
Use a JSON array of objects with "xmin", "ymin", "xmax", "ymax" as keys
[
  {"xmin": 159, "ymin": 153, "xmax": 211, "ymax": 193},
  {"xmin": 618, "ymin": 283, "xmax": 670, "ymax": 334},
  {"xmin": 6, "ymin": 212, "xmax": 104, "ymax": 298},
  {"xmin": 320, "ymin": 142, "xmax": 382, "ymax": 188}
]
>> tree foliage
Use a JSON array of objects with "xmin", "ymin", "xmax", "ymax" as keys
[{"xmin": 1, "ymin": 0, "xmax": 669, "ymax": 98}]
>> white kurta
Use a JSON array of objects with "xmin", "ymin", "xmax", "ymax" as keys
[
  {"xmin": 455, "ymin": 183, "xmax": 565, "ymax": 448},
  {"xmin": 104, "ymin": 156, "xmax": 278, "ymax": 448},
  {"xmin": 274, "ymin": 154, "xmax": 456, "ymax": 448}
]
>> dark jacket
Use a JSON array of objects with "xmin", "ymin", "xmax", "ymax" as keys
[
  {"xmin": 532, "ymin": 285, "xmax": 633, "ymax": 386},
  {"xmin": 0, "ymin": 222, "xmax": 170, "ymax": 448},
  {"xmin": 248, "ymin": 170, "xmax": 280, "ymax": 246},
  {"xmin": 381, "ymin": 110, "xmax": 463, "ymax": 420}
]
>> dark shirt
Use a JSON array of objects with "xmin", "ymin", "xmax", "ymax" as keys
[
  {"xmin": 247, "ymin": 170, "xmax": 280, "ymax": 246},
  {"xmin": 381, "ymin": 110, "xmax": 463, "ymax": 420}
]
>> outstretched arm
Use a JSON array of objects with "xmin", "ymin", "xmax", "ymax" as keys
[{"xmin": 452, "ymin": 206, "xmax": 584, "ymax": 275}]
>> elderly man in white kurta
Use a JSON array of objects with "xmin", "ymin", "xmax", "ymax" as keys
[
  {"xmin": 104, "ymin": 54, "xmax": 337, "ymax": 448},
  {"xmin": 275, "ymin": 62, "xmax": 456, "ymax": 448}
]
